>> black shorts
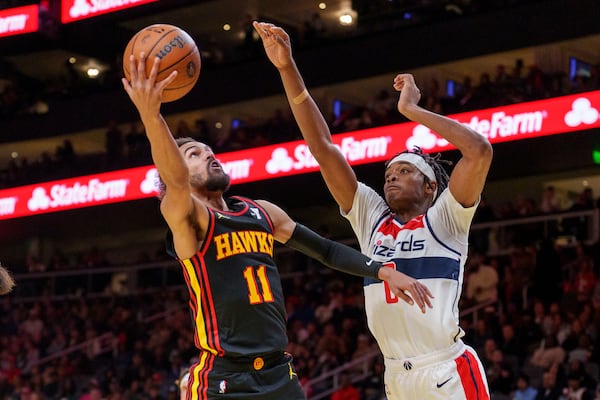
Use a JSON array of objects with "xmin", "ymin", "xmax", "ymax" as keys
[{"xmin": 187, "ymin": 351, "xmax": 306, "ymax": 400}]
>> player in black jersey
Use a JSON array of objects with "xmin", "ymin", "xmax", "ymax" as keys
[{"xmin": 122, "ymin": 52, "xmax": 433, "ymax": 399}]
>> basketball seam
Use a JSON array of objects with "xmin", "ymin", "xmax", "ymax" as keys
[
  {"xmin": 145, "ymin": 27, "xmax": 180, "ymax": 61},
  {"xmin": 123, "ymin": 31, "xmax": 142, "ymax": 77},
  {"xmin": 157, "ymin": 46, "xmax": 199, "ymax": 75},
  {"xmin": 125, "ymin": 28, "xmax": 177, "ymax": 76},
  {"xmin": 164, "ymin": 78, "xmax": 198, "ymax": 91}
]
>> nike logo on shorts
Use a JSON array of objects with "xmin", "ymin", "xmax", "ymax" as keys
[{"xmin": 436, "ymin": 377, "xmax": 452, "ymax": 388}]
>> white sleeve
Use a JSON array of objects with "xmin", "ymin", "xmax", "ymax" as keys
[
  {"xmin": 341, "ymin": 182, "xmax": 389, "ymax": 254},
  {"xmin": 426, "ymin": 189, "xmax": 479, "ymax": 246}
]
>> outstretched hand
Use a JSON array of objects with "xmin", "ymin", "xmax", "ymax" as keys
[
  {"xmin": 380, "ymin": 261, "xmax": 434, "ymax": 313},
  {"xmin": 253, "ymin": 21, "xmax": 294, "ymax": 70},
  {"xmin": 393, "ymin": 73, "xmax": 422, "ymax": 115},
  {"xmin": 121, "ymin": 52, "xmax": 178, "ymax": 120}
]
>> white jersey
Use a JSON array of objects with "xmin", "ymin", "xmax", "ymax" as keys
[{"xmin": 343, "ymin": 182, "xmax": 478, "ymax": 360}]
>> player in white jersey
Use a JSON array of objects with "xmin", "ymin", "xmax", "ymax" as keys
[{"xmin": 256, "ymin": 21, "xmax": 493, "ymax": 399}]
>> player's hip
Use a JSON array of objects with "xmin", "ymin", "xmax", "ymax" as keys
[{"xmin": 187, "ymin": 351, "xmax": 306, "ymax": 400}]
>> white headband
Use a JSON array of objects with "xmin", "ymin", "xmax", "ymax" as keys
[{"xmin": 387, "ymin": 153, "xmax": 438, "ymax": 201}]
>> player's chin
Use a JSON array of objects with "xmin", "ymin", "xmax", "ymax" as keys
[{"xmin": 384, "ymin": 190, "xmax": 402, "ymax": 204}]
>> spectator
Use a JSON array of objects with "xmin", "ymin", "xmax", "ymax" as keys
[
  {"xmin": 465, "ymin": 250, "xmax": 499, "ymax": 305},
  {"xmin": 560, "ymin": 371, "xmax": 594, "ymax": 400},
  {"xmin": 540, "ymin": 186, "xmax": 562, "ymax": 214},
  {"xmin": 529, "ymin": 334, "xmax": 565, "ymax": 370},
  {"xmin": 564, "ymin": 256, "xmax": 597, "ymax": 304},
  {"xmin": 472, "ymin": 194, "xmax": 496, "ymax": 253},
  {"xmin": 486, "ymin": 348, "xmax": 514, "ymax": 397},
  {"xmin": 514, "ymin": 372, "xmax": 538, "ymax": 400},
  {"xmin": 331, "ymin": 372, "xmax": 360, "ymax": 400},
  {"xmin": 360, "ymin": 359, "xmax": 385, "ymax": 400},
  {"xmin": 534, "ymin": 369, "xmax": 562, "ymax": 400},
  {"xmin": 499, "ymin": 322, "xmax": 526, "ymax": 365}
]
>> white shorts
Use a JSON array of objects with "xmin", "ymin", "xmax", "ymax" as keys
[{"xmin": 384, "ymin": 341, "xmax": 490, "ymax": 400}]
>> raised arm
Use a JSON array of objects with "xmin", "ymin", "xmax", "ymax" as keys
[
  {"xmin": 254, "ymin": 21, "xmax": 358, "ymax": 214},
  {"xmin": 394, "ymin": 74, "xmax": 493, "ymax": 207},
  {"xmin": 122, "ymin": 53, "xmax": 204, "ymax": 257},
  {"xmin": 257, "ymin": 199, "xmax": 433, "ymax": 313}
]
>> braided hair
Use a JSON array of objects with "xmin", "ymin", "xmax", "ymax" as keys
[{"xmin": 385, "ymin": 146, "xmax": 452, "ymax": 203}]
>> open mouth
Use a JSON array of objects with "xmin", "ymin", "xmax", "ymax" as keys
[{"xmin": 209, "ymin": 160, "xmax": 223, "ymax": 170}]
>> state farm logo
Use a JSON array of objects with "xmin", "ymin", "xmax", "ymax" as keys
[
  {"xmin": 221, "ymin": 159, "xmax": 252, "ymax": 180},
  {"xmin": 69, "ymin": 0, "xmax": 145, "ymax": 18},
  {"xmin": 406, "ymin": 125, "xmax": 446, "ymax": 150},
  {"xmin": 0, "ymin": 13, "xmax": 28, "ymax": 34},
  {"xmin": 564, "ymin": 98, "xmax": 599, "ymax": 127},
  {"xmin": 27, "ymin": 178, "xmax": 130, "ymax": 211},
  {"xmin": 0, "ymin": 197, "xmax": 17, "ymax": 216},
  {"xmin": 266, "ymin": 136, "xmax": 390, "ymax": 174},
  {"xmin": 140, "ymin": 168, "xmax": 159, "ymax": 194},
  {"xmin": 266, "ymin": 148, "xmax": 294, "ymax": 174},
  {"xmin": 406, "ymin": 109, "xmax": 547, "ymax": 149}
]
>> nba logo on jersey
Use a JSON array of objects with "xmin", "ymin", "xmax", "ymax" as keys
[{"xmin": 219, "ymin": 380, "xmax": 227, "ymax": 394}]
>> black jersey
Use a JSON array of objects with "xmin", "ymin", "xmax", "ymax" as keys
[{"xmin": 168, "ymin": 196, "xmax": 288, "ymax": 357}]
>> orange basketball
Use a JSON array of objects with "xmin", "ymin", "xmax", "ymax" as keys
[{"xmin": 123, "ymin": 24, "xmax": 201, "ymax": 102}]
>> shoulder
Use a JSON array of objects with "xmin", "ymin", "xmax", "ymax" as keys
[
  {"xmin": 254, "ymin": 199, "xmax": 295, "ymax": 242},
  {"xmin": 254, "ymin": 199, "xmax": 292, "ymax": 224}
]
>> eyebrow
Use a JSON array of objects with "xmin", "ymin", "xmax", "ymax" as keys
[
  {"xmin": 183, "ymin": 146, "xmax": 198, "ymax": 156},
  {"xmin": 183, "ymin": 144, "xmax": 212, "ymax": 157}
]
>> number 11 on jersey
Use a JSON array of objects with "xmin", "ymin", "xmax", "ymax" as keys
[{"xmin": 243, "ymin": 265, "xmax": 274, "ymax": 304}]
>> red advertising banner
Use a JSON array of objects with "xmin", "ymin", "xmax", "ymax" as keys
[
  {"xmin": 61, "ymin": 0, "xmax": 158, "ymax": 23},
  {"xmin": 0, "ymin": 90, "xmax": 599, "ymax": 220},
  {"xmin": 0, "ymin": 5, "xmax": 39, "ymax": 38},
  {"xmin": 0, "ymin": 166, "xmax": 159, "ymax": 220}
]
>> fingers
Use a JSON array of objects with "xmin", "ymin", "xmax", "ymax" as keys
[
  {"xmin": 253, "ymin": 21, "xmax": 288, "ymax": 44},
  {"xmin": 269, "ymin": 26, "xmax": 289, "ymax": 42},
  {"xmin": 157, "ymin": 70, "xmax": 178, "ymax": 91},
  {"xmin": 253, "ymin": 21, "xmax": 266, "ymax": 39},
  {"xmin": 126, "ymin": 52, "xmax": 172, "ymax": 91},
  {"xmin": 137, "ymin": 51, "xmax": 146, "ymax": 80},
  {"xmin": 396, "ymin": 291, "xmax": 415, "ymax": 306},
  {"xmin": 121, "ymin": 77, "xmax": 132, "ymax": 96},
  {"xmin": 128, "ymin": 54, "xmax": 137, "ymax": 81},
  {"xmin": 391, "ymin": 280, "xmax": 433, "ymax": 314},
  {"xmin": 148, "ymin": 56, "xmax": 160, "ymax": 82},
  {"xmin": 393, "ymin": 73, "xmax": 416, "ymax": 91},
  {"xmin": 253, "ymin": 21, "xmax": 274, "ymax": 40}
]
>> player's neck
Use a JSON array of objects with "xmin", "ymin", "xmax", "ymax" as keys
[
  {"xmin": 194, "ymin": 191, "xmax": 229, "ymax": 212},
  {"xmin": 393, "ymin": 204, "xmax": 429, "ymax": 222}
]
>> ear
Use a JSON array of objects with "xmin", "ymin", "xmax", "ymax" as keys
[{"xmin": 426, "ymin": 181, "xmax": 437, "ymax": 197}]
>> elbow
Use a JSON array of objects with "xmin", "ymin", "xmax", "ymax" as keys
[
  {"xmin": 470, "ymin": 135, "xmax": 493, "ymax": 163},
  {"xmin": 305, "ymin": 142, "xmax": 331, "ymax": 161}
]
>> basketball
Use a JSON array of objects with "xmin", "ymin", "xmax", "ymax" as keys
[{"xmin": 123, "ymin": 24, "xmax": 201, "ymax": 102}]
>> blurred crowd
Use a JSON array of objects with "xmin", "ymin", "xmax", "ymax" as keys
[
  {"xmin": 2, "ymin": 56, "xmax": 600, "ymax": 190},
  {"xmin": 1, "ymin": 225, "xmax": 600, "ymax": 399}
]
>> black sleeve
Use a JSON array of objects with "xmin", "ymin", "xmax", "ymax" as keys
[{"xmin": 285, "ymin": 223, "xmax": 382, "ymax": 279}]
